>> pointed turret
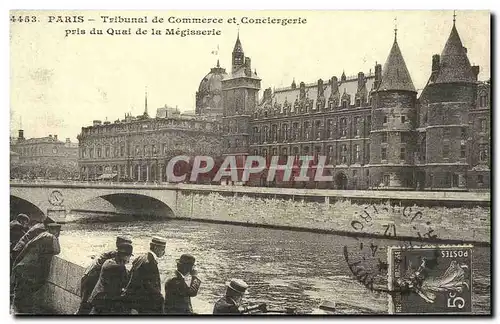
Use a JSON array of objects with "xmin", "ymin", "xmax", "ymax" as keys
[
  {"xmin": 433, "ymin": 24, "xmax": 475, "ymax": 84},
  {"xmin": 378, "ymin": 33, "xmax": 415, "ymax": 92},
  {"xmin": 233, "ymin": 32, "xmax": 244, "ymax": 53},
  {"xmin": 232, "ymin": 32, "xmax": 245, "ymax": 72}
]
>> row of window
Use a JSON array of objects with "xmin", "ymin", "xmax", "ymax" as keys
[
  {"xmin": 254, "ymin": 97, "xmax": 370, "ymax": 118},
  {"xmin": 82, "ymin": 120, "xmax": 216, "ymax": 136},
  {"xmin": 81, "ymin": 143, "xmax": 175, "ymax": 159},
  {"xmin": 249, "ymin": 117, "xmax": 370, "ymax": 143},
  {"xmin": 18, "ymin": 146, "xmax": 58, "ymax": 156},
  {"xmin": 252, "ymin": 144, "xmax": 369, "ymax": 164}
]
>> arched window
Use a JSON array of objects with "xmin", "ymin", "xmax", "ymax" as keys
[{"xmin": 480, "ymin": 94, "xmax": 488, "ymax": 107}]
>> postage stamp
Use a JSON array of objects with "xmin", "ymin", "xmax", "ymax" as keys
[{"xmin": 387, "ymin": 245, "xmax": 473, "ymax": 314}]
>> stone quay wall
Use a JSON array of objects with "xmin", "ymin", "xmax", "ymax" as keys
[
  {"xmin": 175, "ymin": 191, "xmax": 490, "ymax": 244},
  {"xmin": 36, "ymin": 256, "xmax": 84, "ymax": 314}
]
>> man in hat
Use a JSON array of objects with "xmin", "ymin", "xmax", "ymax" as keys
[
  {"xmin": 76, "ymin": 235, "xmax": 133, "ymax": 314},
  {"xmin": 11, "ymin": 220, "xmax": 47, "ymax": 262},
  {"xmin": 164, "ymin": 254, "xmax": 201, "ymax": 314},
  {"xmin": 122, "ymin": 237, "xmax": 166, "ymax": 314},
  {"xmin": 213, "ymin": 279, "xmax": 266, "ymax": 314},
  {"xmin": 88, "ymin": 242, "xmax": 133, "ymax": 314},
  {"xmin": 11, "ymin": 223, "xmax": 61, "ymax": 313},
  {"xmin": 10, "ymin": 214, "xmax": 30, "ymax": 251}
]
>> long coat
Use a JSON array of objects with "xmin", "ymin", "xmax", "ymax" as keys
[
  {"xmin": 10, "ymin": 220, "xmax": 27, "ymax": 251},
  {"xmin": 12, "ymin": 231, "xmax": 60, "ymax": 285},
  {"xmin": 122, "ymin": 252, "xmax": 163, "ymax": 314},
  {"xmin": 164, "ymin": 271, "xmax": 201, "ymax": 314},
  {"xmin": 88, "ymin": 258, "xmax": 129, "ymax": 314},
  {"xmin": 77, "ymin": 250, "xmax": 117, "ymax": 314},
  {"xmin": 12, "ymin": 231, "xmax": 60, "ymax": 313},
  {"xmin": 213, "ymin": 296, "xmax": 241, "ymax": 314},
  {"xmin": 11, "ymin": 223, "xmax": 46, "ymax": 263}
]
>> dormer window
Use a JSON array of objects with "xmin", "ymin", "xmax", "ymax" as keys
[
  {"xmin": 356, "ymin": 99, "xmax": 361, "ymax": 107},
  {"xmin": 480, "ymin": 94, "xmax": 488, "ymax": 107},
  {"xmin": 342, "ymin": 101, "xmax": 347, "ymax": 109}
]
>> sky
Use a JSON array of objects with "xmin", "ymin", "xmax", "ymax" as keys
[{"xmin": 10, "ymin": 10, "xmax": 490, "ymax": 142}]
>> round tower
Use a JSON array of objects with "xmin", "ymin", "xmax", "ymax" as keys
[
  {"xmin": 421, "ymin": 19, "xmax": 477, "ymax": 189},
  {"xmin": 369, "ymin": 28, "xmax": 417, "ymax": 189}
]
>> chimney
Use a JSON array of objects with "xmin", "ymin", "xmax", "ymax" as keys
[
  {"xmin": 357, "ymin": 72, "xmax": 365, "ymax": 88},
  {"xmin": 472, "ymin": 65, "xmax": 480, "ymax": 81},
  {"xmin": 263, "ymin": 88, "xmax": 272, "ymax": 102},
  {"xmin": 299, "ymin": 82, "xmax": 306, "ymax": 100},
  {"xmin": 18, "ymin": 129, "xmax": 24, "ymax": 140},
  {"xmin": 49, "ymin": 134, "xmax": 52, "ymax": 139},
  {"xmin": 244, "ymin": 57, "xmax": 252, "ymax": 76},
  {"xmin": 66, "ymin": 138, "xmax": 70, "ymax": 143},
  {"xmin": 317, "ymin": 79, "xmax": 324, "ymax": 96},
  {"xmin": 374, "ymin": 64, "xmax": 382, "ymax": 89},
  {"xmin": 331, "ymin": 76, "xmax": 339, "ymax": 93},
  {"xmin": 54, "ymin": 135, "xmax": 58, "ymax": 141},
  {"xmin": 93, "ymin": 120, "xmax": 102, "ymax": 126},
  {"xmin": 291, "ymin": 79, "xmax": 296, "ymax": 89}
]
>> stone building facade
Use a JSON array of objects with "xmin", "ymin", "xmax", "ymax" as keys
[
  {"xmin": 76, "ymin": 18, "xmax": 490, "ymax": 190},
  {"xmin": 11, "ymin": 130, "xmax": 79, "ymax": 166},
  {"xmin": 10, "ymin": 130, "xmax": 79, "ymax": 180},
  {"xmin": 76, "ymin": 109, "xmax": 222, "ymax": 181},
  {"xmin": 219, "ymin": 20, "xmax": 490, "ymax": 190}
]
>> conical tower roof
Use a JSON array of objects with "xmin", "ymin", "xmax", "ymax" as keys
[
  {"xmin": 378, "ymin": 37, "xmax": 416, "ymax": 92},
  {"xmin": 434, "ymin": 24, "xmax": 475, "ymax": 84},
  {"xmin": 233, "ymin": 33, "xmax": 244, "ymax": 53}
]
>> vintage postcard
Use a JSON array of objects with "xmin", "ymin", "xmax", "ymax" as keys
[{"xmin": 9, "ymin": 10, "xmax": 490, "ymax": 316}]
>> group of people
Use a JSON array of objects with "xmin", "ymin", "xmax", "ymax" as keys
[
  {"xmin": 10, "ymin": 212, "xmax": 267, "ymax": 315},
  {"xmin": 77, "ymin": 234, "xmax": 266, "ymax": 315},
  {"xmin": 10, "ymin": 213, "xmax": 62, "ymax": 313}
]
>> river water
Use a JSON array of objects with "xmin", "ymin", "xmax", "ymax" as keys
[{"xmin": 58, "ymin": 218, "xmax": 491, "ymax": 314}]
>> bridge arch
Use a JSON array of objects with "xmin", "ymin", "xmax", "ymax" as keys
[
  {"xmin": 10, "ymin": 195, "xmax": 46, "ymax": 223},
  {"xmin": 68, "ymin": 192, "xmax": 175, "ymax": 220}
]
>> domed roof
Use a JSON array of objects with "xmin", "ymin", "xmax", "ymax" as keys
[{"xmin": 197, "ymin": 60, "xmax": 228, "ymax": 96}]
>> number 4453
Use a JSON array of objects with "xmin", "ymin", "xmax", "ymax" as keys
[
  {"xmin": 447, "ymin": 292, "xmax": 465, "ymax": 309},
  {"xmin": 11, "ymin": 16, "xmax": 37, "ymax": 23}
]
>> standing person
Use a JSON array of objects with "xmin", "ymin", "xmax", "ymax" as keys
[
  {"xmin": 76, "ymin": 235, "xmax": 133, "ymax": 315},
  {"xmin": 11, "ymin": 223, "xmax": 62, "ymax": 314},
  {"xmin": 164, "ymin": 254, "xmax": 201, "ymax": 314},
  {"xmin": 213, "ymin": 279, "xmax": 265, "ymax": 314},
  {"xmin": 11, "ymin": 221, "xmax": 48, "ymax": 263},
  {"xmin": 122, "ymin": 237, "xmax": 166, "ymax": 314},
  {"xmin": 10, "ymin": 214, "xmax": 30, "ymax": 251},
  {"xmin": 87, "ymin": 243, "xmax": 133, "ymax": 314}
]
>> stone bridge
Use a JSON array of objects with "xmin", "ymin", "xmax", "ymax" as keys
[
  {"xmin": 10, "ymin": 181, "xmax": 181, "ymax": 222},
  {"xmin": 10, "ymin": 180, "xmax": 490, "ymax": 224}
]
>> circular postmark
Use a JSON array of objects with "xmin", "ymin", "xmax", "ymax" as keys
[
  {"xmin": 48, "ymin": 189, "xmax": 64, "ymax": 206},
  {"xmin": 342, "ymin": 203, "xmax": 438, "ymax": 294}
]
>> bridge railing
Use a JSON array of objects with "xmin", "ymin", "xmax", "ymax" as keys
[{"xmin": 9, "ymin": 179, "xmax": 491, "ymax": 203}]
